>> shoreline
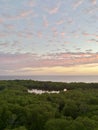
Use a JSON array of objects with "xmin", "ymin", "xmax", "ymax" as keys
[{"xmin": 0, "ymin": 75, "xmax": 98, "ymax": 83}]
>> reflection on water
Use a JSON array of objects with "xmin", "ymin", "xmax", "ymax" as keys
[{"xmin": 28, "ymin": 88, "xmax": 67, "ymax": 94}]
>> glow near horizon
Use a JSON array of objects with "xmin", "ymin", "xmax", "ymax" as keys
[{"xmin": 0, "ymin": 0, "xmax": 98, "ymax": 75}]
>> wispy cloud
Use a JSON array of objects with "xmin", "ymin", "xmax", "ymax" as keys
[
  {"xmin": 2, "ymin": 9, "xmax": 34, "ymax": 21},
  {"xmin": 0, "ymin": 42, "xmax": 9, "ymax": 48},
  {"xmin": 51, "ymin": 28, "xmax": 58, "ymax": 37},
  {"xmin": 1, "ymin": 52, "xmax": 98, "ymax": 69},
  {"xmin": 37, "ymin": 31, "xmax": 43, "ymax": 38},
  {"xmin": 82, "ymin": 32, "xmax": 92, "ymax": 37},
  {"xmin": 73, "ymin": 0, "xmax": 84, "ymax": 9},
  {"xmin": 48, "ymin": 7, "xmax": 59, "ymax": 14},
  {"xmin": 61, "ymin": 32, "xmax": 65, "ymax": 38},
  {"xmin": 19, "ymin": 10, "xmax": 33, "ymax": 17},
  {"xmin": 91, "ymin": 0, "xmax": 97, "ymax": 5},
  {"xmin": 56, "ymin": 19, "xmax": 64, "ymax": 25},
  {"xmin": 0, "ymin": 32, "xmax": 9, "ymax": 38},
  {"xmin": 43, "ymin": 16, "xmax": 49, "ymax": 27},
  {"xmin": 0, "ymin": 18, "xmax": 4, "ymax": 23},
  {"xmin": 85, "ymin": 6, "xmax": 98, "ymax": 14},
  {"xmin": 85, "ymin": 49, "xmax": 93, "ymax": 52},
  {"xmin": 0, "ymin": 51, "xmax": 98, "ymax": 75},
  {"xmin": 27, "ymin": 1, "xmax": 36, "ymax": 7},
  {"xmin": 46, "ymin": 2, "xmax": 61, "ymax": 15},
  {"xmin": 88, "ymin": 38, "xmax": 98, "ymax": 43}
]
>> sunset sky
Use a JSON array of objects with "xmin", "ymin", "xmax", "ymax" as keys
[{"xmin": 0, "ymin": 0, "xmax": 98, "ymax": 75}]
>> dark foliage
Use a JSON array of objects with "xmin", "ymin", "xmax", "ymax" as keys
[{"xmin": 0, "ymin": 80, "xmax": 98, "ymax": 130}]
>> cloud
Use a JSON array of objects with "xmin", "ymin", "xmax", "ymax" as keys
[
  {"xmin": 43, "ymin": 16, "xmax": 49, "ymax": 27},
  {"xmin": 1, "ymin": 52, "xmax": 98, "ymax": 75},
  {"xmin": 27, "ymin": 1, "xmax": 36, "ymax": 7},
  {"xmin": 0, "ymin": 18, "xmax": 4, "ymax": 23},
  {"xmin": 56, "ymin": 19, "xmax": 64, "ymax": 25},
  {"xmin": 85, "ymin": 49, "xmax": 93, "ymax": 52},
  {"xmin": 16, "ymin": 31, "xmax": 34, "ymax": 39},
  {"xmin": 61, "ymin": 32, "xmax": 65, "ymax": 38},
  {"xmin": 73, "ymin": 0, "xmax": 84, "ymax": 9},
  {"xmin": 64, "ymin": 41, "xmax": 70, "ymax": 44},
  {"xmin": 0, "ymin": 32, "xmax": 9, "ymax": 38},
  {"xmin": 0, "ymin": 53, "xmax": 38, "ymax": 70},
  {"xmin": 0, "ymin": 52, "xmax": 98, "ymax": 69},
  {"xmin": 3, "ymin": 9, "xmax": 34, "ymax": 21},
  {"xmin": 85, "ymin": 7, "xmax": 98, "ymax": 15},
  {"xmin": 82, "ymin": 32, "xmax": 92, "ymax": 37},
  {"xmin": 46, "ymin": 2, "xmax": 61, "ymax": 15},
  {"xmin": 2, "ymin": 24, "xmax": 15, "ymax": 31},
  {"xmin": 0, "ymin": 42, "xmax": 9, "ymax": 47},
  {"xmin": 48, "ymin": 7, "xmax": 59, "ymax": 14},
  {"xmin": 75, "ymin": 48, "xmax": 81, "ymax": 51},
  {"xmin": 51, "ymin": 27, "xmax": 58, "ymax": 37},
  {"xmin": 19, "ymin": 10, "xmax": 33, "ymax": 17},
  {"xmin": 37, "ymin": 31, "xmax": 42, "ymax": 38},
  {"xmin": 91, "ymin": 0, "xmax": 97, "ymax": 5},
  {"xmin": 88, "ymin": 38, "xmax": 98, "ymax": 43}
]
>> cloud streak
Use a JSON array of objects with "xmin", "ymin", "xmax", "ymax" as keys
[
  {"xmin": 1, "ymin": 52, "xmax": 98, "ymax": 71},
  {"xmin": 91, "ymin": 0, "xmax": 97, "ymax": 5},
  {"xmin": 46, "ymin": 2, "xmax": 61, "ymax": 15},
  {"xmin": 73, "ymin": 0, "xmax": 84, "ymax": 9}
]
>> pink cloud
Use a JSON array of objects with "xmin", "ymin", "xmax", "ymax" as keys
[
  {"xmin": 56, "ymin": 19, "xmax": 64, "ymax": 25},
  {"xmin": 46, "ymin": 2, "xmax": 61, "ymax": 15},
  {"xmin": 82, "ymin": 32, "xmax": 91, "ymax": 37},
  {"xmin": 64, "ymin": 41, "xmax": 70, "ymax": 44},
  {"xmin": 1, "ymin": 52, "xmax": 98, "ymax": 72},
  {"xmin": 0, "ymin": 53, "xmax": 39, "ymax": 69},
  {"xmin": 3, "ymin": 9, "xmax": 34, "ymax": 21},
  {"xmin": 5, "ymin": 24, "xmax": 15, "ymax": 30},
  {"xmin": 61, "ymin": 32, "xmax": 65, "ymax": 38},
  {"xmin": 52, "ymin": 28, "xmax": 58, "ymax": 37},
  {"xmin": 48, "ymin": 7, "xmax": 59, "ymax": 14},
  {"xmin": 16, "ymin": 31, "xmax": 33, "ymax": 39},
  {"xmin": 0, "ymin": 18, "xmax": 4, "ymax": 23},
  {"xmin": 20, "ymin": 10, "xmax": 33, "ymax": 17},
  {"xmin": 43, "ymin": 16, "xmax": 49, "ymax": 27},
  {"xmin": 0, "ymin": 32, "xmax": 9, "ymax": 37},
  {"xmin": 91, "ymin": 0, "xmax": 96, "ymax": 5},
  {"xmin": 85, "ymin": 7, "xmax": 98, "ymax": 14},
  {"xmin": 73, "ymin": 0, "xmax": 84, "ymax": 9},
  {"xmin": 27, "ymin": 1, "xmax": 36, "ymax": 7},
  {"xmin": 37, "ymin": 31, "xmax": 42, "ymax": 38}
]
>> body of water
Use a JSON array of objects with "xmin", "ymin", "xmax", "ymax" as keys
[
  {"xmin": 28, "ymin": 88, "xmax": 67, "ymax": 94},
  {"xmin": 0, "ymin": 75, "xmax": 98, "ymax": 83}
]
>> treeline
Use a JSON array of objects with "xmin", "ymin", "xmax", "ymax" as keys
[
  {"xmin": 0, "ymin": 80, "xmax": 98, "ymax": 130},
  {"xmin": 0, "ymin": 80, "xmax": 98, "ymax": 91}
]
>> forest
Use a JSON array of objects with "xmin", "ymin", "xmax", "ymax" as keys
[{"xmin": 0, "ymin": 80, "xmax": 98, "ymax": 130}]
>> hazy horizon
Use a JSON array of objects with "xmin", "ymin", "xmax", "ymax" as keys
[{"xmin": 0, "ymin": 75, "xmax": 98, "ymax": 83}]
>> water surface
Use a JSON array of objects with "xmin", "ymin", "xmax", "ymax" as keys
[{"xmin": 0, "ymin": 75, "xmax": 98, "ymax": 83}]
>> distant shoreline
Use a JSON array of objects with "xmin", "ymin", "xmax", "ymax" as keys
[{"xmin": 0, "ymin": 75, "xmax": 98, "ymax": 83}]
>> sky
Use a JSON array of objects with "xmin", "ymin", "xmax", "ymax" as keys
[{"xmin": 0, "ymin": 0, "xmax": 98, "ymax": 75}]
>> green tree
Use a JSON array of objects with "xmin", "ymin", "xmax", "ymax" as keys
[{"xmin": 45, "ymin": 119, "xmax": 72, "ymax": 130}]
